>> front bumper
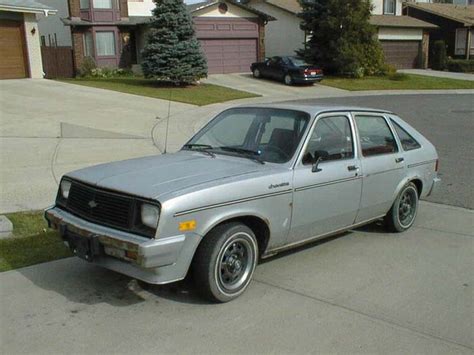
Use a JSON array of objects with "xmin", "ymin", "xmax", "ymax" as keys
[
  {"xmin": 45, "ymin": 207, "xmax": 201, "ymax": 284},
  {"xmin": 427, "ymin": 176, "xmax": 441, "ymax": 197}
]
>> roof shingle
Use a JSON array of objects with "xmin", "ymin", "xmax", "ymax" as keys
[
  {"xmin": 405, "ymin": 3, "xmax": 474, "ymax": 26},
  {"xmin": 370, "ymin": 15, "xmax": 438, "ymax": 29}
]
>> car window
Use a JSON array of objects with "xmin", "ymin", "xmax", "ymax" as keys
[
  {"xmin": 355, "ymin": 115, "xmax": 398, "ymax": 157},
  {"xmin": 187, "ymin": 108, "xmax": 310, "ymax": 164},
  {"xmin": 390, "ymin": 119, "xmax": 421, "ymax": 151},
  {"xmin": 303, "ymin": 115, "xmax": 354, "ymax": 164}
]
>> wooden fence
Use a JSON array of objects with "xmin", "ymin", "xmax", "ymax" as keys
[{"xmin": 41, "ymin": 46, "xmax": 74, "ymax": 79}]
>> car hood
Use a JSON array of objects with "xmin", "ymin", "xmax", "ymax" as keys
[{"xmin": 66, "ymin": 151, "xmax": 265, "ymax": 200}]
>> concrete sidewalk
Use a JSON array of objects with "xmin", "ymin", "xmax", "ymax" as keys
[
  {"xmin": 1, "ymin": 202, "xmax": 472, "ymax": 354},
  {"xmin": 399, "ymin": 69, "xmax": 474, "ymax": 81}
]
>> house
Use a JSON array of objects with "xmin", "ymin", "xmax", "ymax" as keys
[
  {"xmin": 404, "ymin": 2, "xmax": 473, "ymax": 60},
  {"xmin": 0, "ymin": 0, "xmax": 57, "ymax": 79},
  {"xmin": 244, "ymin": 0, "xmax": 437, "ymax": 69},
  {"xmin": 242, "ymin": 0, "xmax": 305, "ymax": 58},
  {"xmin": 59, "ymin": 0, "xmax": 273, "ymax": 75}
]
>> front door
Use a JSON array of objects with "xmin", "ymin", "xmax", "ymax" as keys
[
  {"xmin": 290, "ymin": 113, "xmax": 362, "ymax": 243},
  {"xmin": 353, "ymin": 113, "xmax": 405, "ymax": 222}
]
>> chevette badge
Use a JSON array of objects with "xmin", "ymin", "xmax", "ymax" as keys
[
  {"xmin": 268, "ymin": 182, "xmax": 290, "ymax": 189},
  {"xmin": 88, "ymin": 200, "xmax": 98, "ymax": 208}
]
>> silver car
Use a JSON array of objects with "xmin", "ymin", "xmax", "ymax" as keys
[{"xmin": 45, "ymin": 104, "xmax": 440, "ymax": 302}]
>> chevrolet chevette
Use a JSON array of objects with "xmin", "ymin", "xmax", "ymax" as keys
[{"xmin": 45, "ymin": 104, "xmax": 440, "ymax": 302}]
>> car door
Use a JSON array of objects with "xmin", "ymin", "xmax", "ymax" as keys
[
  {"xmin": 353, "ymin": 112, "xmax": 406, "ymax": 223},
  {"xmin": 290, "ymin": 113, "xmax": 363, "ymax": 243}
]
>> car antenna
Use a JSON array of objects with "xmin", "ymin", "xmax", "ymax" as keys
[{"xmin": 163, "ymin": 88, "xmax": 172, "ymax": 154}]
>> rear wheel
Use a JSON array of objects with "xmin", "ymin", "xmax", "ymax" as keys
[
  {"xmin": 192, "ymin": 222, "xmax": 258, "ymax": 303},
  {"xmin": 253, "ymin": 68, "xmax": 261, "ymax": 78},
  {"xmin": 284, "ymin": 74, "xmax": 293, "ymax": 86},
  {"xmin": 385, "ymin": 182, "xmax": 419, "ymax": 232}
]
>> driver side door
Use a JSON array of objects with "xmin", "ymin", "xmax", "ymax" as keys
[{"xmin": 289, "ymin": 113, "xmax": 363, "ymax": 243}]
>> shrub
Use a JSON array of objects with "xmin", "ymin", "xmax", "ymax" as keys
[
  {"xmin": 77, "ymin": 56, "xmax": 96, "ymax": 77},
  {"xmin": 431, "ymin": 40, "xmax": 447, "ymax": 70},
  {"xmin": 380, "ymin": 64, "xmax": 397, "ymax": 76},
  {"xmin": 87, "ymin": 67, "xmax": 133, "ymax": 78},
  {"xmin": 388, "ymin": 73, "xmax": 409, "ymax": 81},
  {"xmin": 446, "ymin": 59, "xmax": 474, "ymax": 73}
]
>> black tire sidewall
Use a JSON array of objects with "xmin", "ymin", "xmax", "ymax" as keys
[
  {"xmin": 389, "ymin": 183, "xmax": 419, "ymax": 232},
  {"xmin": 196, "ymin": 223, "xmax": 258, "ymax": 302}
]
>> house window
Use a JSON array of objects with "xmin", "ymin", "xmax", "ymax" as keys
[
  {"xmin": 80, "ymin": 0, "xmax": 90, "ymax": 9},
  {"xmin": 83, "ymin": 32, "xmax": 94, "ymax": 57},
  {"xmin": 95, "ymin": 31, "xmax": 116, "ymax": 56},
  {"xmin": 455, "ymin": 28, "xmax": 467, "ymax": 56},
  {"xmin": 383, "ymin": 0, "xmax": 396, "ymax": 15},
  {"xmin": 94, "ymin": 0, "xmax": 113, "ymax": 9}
]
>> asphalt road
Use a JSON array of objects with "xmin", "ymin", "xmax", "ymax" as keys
[{"xmin": 287, "ymin": 94, "xmax": 474, "ymax": 209}]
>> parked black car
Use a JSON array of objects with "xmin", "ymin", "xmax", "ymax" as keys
[{"xmin": 250, "ymin": 56, "xmax": 323, "ymax": 85}]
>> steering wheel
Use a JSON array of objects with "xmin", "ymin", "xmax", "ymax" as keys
[{"xmin": 264, "ymin": 144, "xmax": 291, "ymax": 160}]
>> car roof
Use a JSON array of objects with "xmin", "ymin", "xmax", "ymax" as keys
[{"xmin": 234, "ymin": 103, "xmax": 393, "ymax": 116}]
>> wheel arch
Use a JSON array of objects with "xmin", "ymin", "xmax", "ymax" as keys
[{"xmin": 393, "ymin": 176, "xmax": 424, "ymax": 203}]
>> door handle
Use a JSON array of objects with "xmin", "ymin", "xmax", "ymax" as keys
[
  {"xmin": 347, "ymin": 165, "xmax": 359, "ymax": 171},
  {"xmin": 395, "ymin": 157, "xmax": 404, "ymax": 163}
]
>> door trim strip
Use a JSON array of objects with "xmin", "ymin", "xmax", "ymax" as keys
[{"xmin": 294, "ymin": 175, "xmax": 361, "ymax": 192}]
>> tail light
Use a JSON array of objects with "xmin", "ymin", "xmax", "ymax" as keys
[{"xmin": 435, "ymin": 159, "xmax": 439, "ymax": 172}]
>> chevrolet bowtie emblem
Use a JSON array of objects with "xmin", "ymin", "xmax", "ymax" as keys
[{"xmin": 88, "ymin": 200, "xmax": 98, "ymax": 208}]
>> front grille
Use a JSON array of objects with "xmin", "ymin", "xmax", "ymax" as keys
[{"xmin": 58, "ymin": 180, "xmax": 157, "ymax": 238}]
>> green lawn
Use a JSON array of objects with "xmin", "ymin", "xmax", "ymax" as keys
[
  {"xmin": 321, "ymin": 74, "xmax": 474, "ymax": 91},
  {"xmin": 59, "ymin": 78, "xmax": 259, "ymax": 106},
  {"xmin": 0, "ymin": 212, "xmax": 71, "ymax": 272}
]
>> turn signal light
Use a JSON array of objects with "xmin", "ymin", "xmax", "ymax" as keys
[{"xmin": 125, "ymin": 250, "xmax": 138, "ymax": 260}]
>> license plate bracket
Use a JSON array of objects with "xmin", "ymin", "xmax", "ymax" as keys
[{"xmin": 67, "ymin": 233, "xmax": 102, "ymax": 262}]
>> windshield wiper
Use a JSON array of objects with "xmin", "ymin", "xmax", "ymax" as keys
[
  {"xmin": 218, "ymin": 147, "xmax": 265, "ymax": 164},
  {"xmin": 182, "ymin": 144, "xmax": 216, "ymax": 158}
]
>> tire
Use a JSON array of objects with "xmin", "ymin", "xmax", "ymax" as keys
[
  {"xmin": 253, "ymin": 68, "xmax": 261, "ymax": 78},
  {"xmin": 385, "ymin": 182, "xmax": 419, "ymax": 232},
  {"xmin": 284, "ymin": 74, "xmax": 293, "ymax": 86},
  {"xmin": 192, "ymin": 222, "xmax": 259, "ymax": 303}
]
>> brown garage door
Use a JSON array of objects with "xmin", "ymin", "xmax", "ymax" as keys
[
  {"xmin": 200, "ymin": 39, "xmax": 257, "ymax": 74},
  {"xmin": 381, "ymin": 40, "xmax": 420, "ymax": 69},
  {"xmin": 0, "ymin": 20, "xmax": 28, "ymax": 79}
]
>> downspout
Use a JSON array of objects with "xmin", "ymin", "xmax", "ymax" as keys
[{"xmin": 466, "ymin": 26, "xmax": 471, "ymax": 60}]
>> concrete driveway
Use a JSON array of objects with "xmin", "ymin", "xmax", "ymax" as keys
[
  {"xmin": 1, "ymin": 202, "xmax": 473, "ymax": 354},
  {"xmin": 0, "ymin": 79, "xmax": 196, "ymax": 213}
]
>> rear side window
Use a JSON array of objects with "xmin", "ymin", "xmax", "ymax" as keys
[
  {"xmin": 355, "ymin": 115, "xmax": 398, "ymax": 157},
  {"xmin": 391, "ymin": 119, "xmax": 421, "ymax": 151}
]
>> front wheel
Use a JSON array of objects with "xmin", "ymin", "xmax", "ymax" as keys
[
  {"xmin": 192, "ymin": 222, "xmax": 258, "ymax": 303},
  {"xmin": 385, "ymin": 182, "xmax": 419, "ymax": 232}
]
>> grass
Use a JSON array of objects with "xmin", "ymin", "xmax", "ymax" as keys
[
  {"xmin": 321, "ymin": 74, "xmax": 474, "ymax": 91},
  {"xmin": 0, "ymin": 212, "xmax": 71, "ymax": 272},
  {"xmin": 58, "ymin": 77, "xmax": 259, "ymax": 106}
]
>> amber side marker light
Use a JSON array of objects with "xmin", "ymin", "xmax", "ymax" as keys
[{"xmin": 179, "ymin": 220, "xmax": 197, "ymax": 232}]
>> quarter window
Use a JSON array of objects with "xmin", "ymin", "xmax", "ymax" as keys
[
  {"xmin": 83, "ymin": 32, "xmax": 94, "ymax": 57},
  {"xmin": 303, "ymin": 115, "xmax": 354, "ymax": 164},
  {"xmin": 391, "ymin": 120, "xmax": 421, "ymax": 151},
  {"xmin": 383, "ymin": 0, "xmax": 396, "ymax": 14},
  {"xmin": 355, "ymin": 115, "xmax": 398, "ymax": 156},
  {"xmin": 94, "ymin": 0, "xmax": 113, "ymax": 9},
  {"xmin": 95, "ymin": 31, "xmax": 116, "ymax": 56}
]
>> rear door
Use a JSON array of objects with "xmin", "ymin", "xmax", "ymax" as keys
[
  {"xmin": 290, "ymin": 113, "xmax": 362, "ymax": 243},
  {"xmin": 353, "ymin": 113, "xmax": 405, "ymax": 222}
]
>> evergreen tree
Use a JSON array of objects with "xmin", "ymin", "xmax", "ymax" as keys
[
  {"xmin": 141, "ymin": 0, "xmax": 207, "ymax": 84},
  {"xmin": 298, "ymin": 0, "xmax": 384, "ymax": 76}
]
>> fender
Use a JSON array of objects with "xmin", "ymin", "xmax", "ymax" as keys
[{"xmin": 392, "ymin": 174, "xmax": 423, "ymax": 203}]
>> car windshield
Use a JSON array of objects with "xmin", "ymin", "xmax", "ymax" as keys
[
  {"xmin": 184, "ymin": 108, "xmax": 310, "ymax": 164},
  {"xmin": 289, "ymin": 57, "xmax": 311, "ymax": 66}
]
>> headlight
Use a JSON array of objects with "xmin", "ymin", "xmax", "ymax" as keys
[
  {"xmin": 141, "ymin": 203, "xmax": 160, "ymax": 229},
  {"xmin": 60, "ymin": 179, "xmax": 72, "ymax": 199}
]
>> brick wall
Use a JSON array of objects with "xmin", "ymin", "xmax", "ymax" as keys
[
  {"xmin": 120, "ymin": 0, "xmax": 129, "ymax": 18},
  {"xmin": 71, "ymin": 31, "xmax": 85, "ymax": 72},
  {"xmin": 69, "ymin": 0, "xmax": 80, "ymax": 18}
]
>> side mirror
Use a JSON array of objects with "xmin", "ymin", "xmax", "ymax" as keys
[{"xmin": 311, "ymin": 150, "xmax": 328, "ymax": 173}]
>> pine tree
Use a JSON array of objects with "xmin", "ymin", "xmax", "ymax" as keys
[
  {"xmin": 298, "ymin": 0, "xmax": 384, "ymax": 76},
  {"xmin": 141, "ymin": 0, "xmax": 207, "ymax": 84}
]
